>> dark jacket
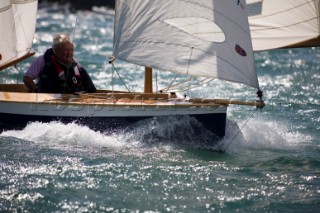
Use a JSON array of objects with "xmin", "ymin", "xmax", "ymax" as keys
[{"xmin": 38, "ymin": 49, "xmax": 96, "ymax": 94}]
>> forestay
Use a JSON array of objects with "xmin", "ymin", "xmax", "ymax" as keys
[
  {"xmin": 0, "ymin": 0, "xmax": 38, "ymax": 69},
  {"xmin": 113, "ymin": 0, "xmax": 259, "ymax": 89},
  {"xmin": 248, "ymin": 0, "xmax": 320, "ymax": 51}
]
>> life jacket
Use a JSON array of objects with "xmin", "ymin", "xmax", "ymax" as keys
[{"xmin": 38, "ymin": 49, "xmax": 85, "ymax": 93}]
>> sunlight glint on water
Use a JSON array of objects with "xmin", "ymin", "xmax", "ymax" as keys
[{"xmin": 0, "ymin": 5, "xmax": 319, "ymax": 212}]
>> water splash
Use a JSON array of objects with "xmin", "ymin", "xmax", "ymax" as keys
[
  {"xmin": 0, "ymin": 113, "xmax": 312, "ymax": 154},
  {"xmin": 222, "ymin": 115, "xmax": 312, "ymax": 153},
  {"xmin": 0, "ymin": 117, "xmax": 222, "ymax": 152},
  {"xmin": 0, "ymin": 121, "xmax": 126, "ymax": 150},
  {"xmin": 118, "ymin": 115, "xmax": 222, "ymax": 149}
]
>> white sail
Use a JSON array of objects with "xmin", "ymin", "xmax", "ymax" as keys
[
  {"xmin": 0, "ymin": 0, "xmax": 38, "ymax": 69},
  {"xmin": 248, "ymin": 0, "xmax": 320, "ymax": 51},
  {"xmin": 113, "ymin": 0, "xmax": 259, "ymax": 89}
]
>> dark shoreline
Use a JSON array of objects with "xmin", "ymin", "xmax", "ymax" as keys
[{"xmin": 39, "ymin": 0, "xmax": 115, "ymax": 10}]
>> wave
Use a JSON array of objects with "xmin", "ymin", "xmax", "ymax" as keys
[
  {"xmin": 0, "ymin": 114, "xmax": 312, "ymax": 154},
  {"xmin": 227, "ymin": 116, "xmax": 313, "ymax": 152},
  {"xmin": 0, "ymin": 121, "xmax": 126, "ymax": 150}
]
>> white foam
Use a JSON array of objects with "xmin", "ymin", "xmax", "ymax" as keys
[
  {"xmin": 0, "ymin": 121, "xmax": 127, "ymax": 150},
  {"xmin": 0, "ymin": 114, "xmax": 312, "ymax": 154},
  {"xmin": 221, "ymin": 115, "xmax": 312, "ymax": 153}
]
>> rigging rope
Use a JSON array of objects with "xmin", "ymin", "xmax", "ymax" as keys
[
  {"xmin": 173, "ymin": 78, "xmax": 214, "ymax": 93},
  {"xmin": 220, "ymin": 109, "xmax": 257, "ymax": 153},
  {"xmin": 155, "ymin": 71, "xmax": 158, "ymax": 92},
  {"xmin": 111, "ymin": 63, "xmax": 132, "ymax": 93},
  {"xmin": 11, "ymin": 3, "xmax": 31, "ymax": 50},
  {"xmin": 161, "ymin": 77, "xmax": 214, "ymax": 93},
  {"xmin": 72, "ymin": 0, "xmax": 81, "ymax": 40},
  {"xmin": 163, "ymin": 73, "xmax": 178, "ymax": 92}
]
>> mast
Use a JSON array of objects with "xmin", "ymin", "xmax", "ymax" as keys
[{"xmin": 144, "ymin": 67, "xmax": 153, "ymax": 93}]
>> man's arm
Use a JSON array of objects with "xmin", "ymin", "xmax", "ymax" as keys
[
  {"xmin": 23, "ymin": 55, "xmax": 44, "ymax": 92},
  {"xmin": 23, "ymin": 76, "xmax": 38, "ymax": 92}
]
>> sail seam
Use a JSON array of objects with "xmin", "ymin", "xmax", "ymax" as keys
[
  {"xmin": 250, "ymin": 16, "xmax": 320, "ymax": 32},
  {"xmin": 187, "ymin": 47, "xmax": 194, "ymax": 75},
  {"xmin": 0, "ymin": 5, "xmax": 11, "ymax": 13},
  {"xmin": 158, "ymin": 0, "xmax": 251, "ymax": 36},
  {"xmin": 117, "ymin": 40, "xmax": 256, "ymax": 88},
  {"xmin": 249, "ymin": 0, "xmax": 315, "ymax": 20}
]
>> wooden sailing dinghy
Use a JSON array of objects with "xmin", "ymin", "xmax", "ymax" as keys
[{"xmin": 0, "ymin": 0, "xmax": 264, "ymax": 138}]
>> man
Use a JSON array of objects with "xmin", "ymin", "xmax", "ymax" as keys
[{"xmin": 23, "ymin": 33, "xmax": 96, "ymax": 93}]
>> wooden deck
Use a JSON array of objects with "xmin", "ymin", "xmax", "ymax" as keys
[{"xmin": 0, "ymin": 83, "xmax": 264, "ymax": 108}]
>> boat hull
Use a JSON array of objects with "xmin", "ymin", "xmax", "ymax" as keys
[
  {"xmin": 0, "ymin": 92, "xmax": 227, "ymax": 137},
  {"xmin": 0, "ymin": 112, "xmax": 226, "ymax": 137}
]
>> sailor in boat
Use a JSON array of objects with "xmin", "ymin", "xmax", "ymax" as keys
[{"xmin": 23, "ymin": 33, "xmax": 96, "ymax": 94}]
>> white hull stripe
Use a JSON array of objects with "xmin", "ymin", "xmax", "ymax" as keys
[{"xmin": 0, "ymin": 101, "xmax": 227, "ymax": 117}]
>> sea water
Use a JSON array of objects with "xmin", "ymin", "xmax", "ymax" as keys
[{"xmin": 0, "ymin": 5, "xmax": 319, "ymax": 212}]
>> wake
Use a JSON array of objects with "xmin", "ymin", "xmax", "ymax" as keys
[{"xmin": 0, "ymin": 115, "xmax": 311, "ymax": 153}]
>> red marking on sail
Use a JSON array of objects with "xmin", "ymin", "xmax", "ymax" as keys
[{"xmin": 235, "ymin": 44, "xmax": 247, "ymax": 56}]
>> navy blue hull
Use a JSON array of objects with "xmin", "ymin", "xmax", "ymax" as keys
[{"xmin": 0, "ymin": 113, "xmax": 226, "ymax": 137}]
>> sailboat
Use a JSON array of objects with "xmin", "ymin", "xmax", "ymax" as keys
[
  {"xmin": 247, "ymin": 0, "xmax": 320, "ymax": 51},
  {"xmin": 0, "ymin": 0, "xmax": 264, "ymax": 139}
]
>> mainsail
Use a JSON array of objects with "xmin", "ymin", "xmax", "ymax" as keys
[
  {"xmin": 0, "ymin": 0, "xmax": 38, "ymax": 70},
  {"xmin": 248, "ymin": 0, "xmax": 320, "ymax": 51},
  {"xmin": 113, "ymin": 0, "xmax": 259, "ymax": 89}
]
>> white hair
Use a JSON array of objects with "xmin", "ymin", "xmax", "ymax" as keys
[{"xmin": 52, "ymin": 33, "xmax": 73, "ymax": 51}]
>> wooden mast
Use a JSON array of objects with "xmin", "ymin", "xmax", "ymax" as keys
[{"xmin": 144, "ymin": 67, "xmax": 153, "ymax": 93}]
